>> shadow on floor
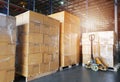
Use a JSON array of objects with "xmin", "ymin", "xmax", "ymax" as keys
[{"xmin": 15, "ymin": 66, "xmax": 120, "ymax": 82}]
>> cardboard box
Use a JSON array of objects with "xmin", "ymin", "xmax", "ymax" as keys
[
  {"xmin": 40, "ymin": 44, "xmax": 49, "ymax": 53},
  {"xmin": 82, "ymin": 31, "xmax": 115, "ymax": 45},
  {"xmin": 44, "ymin": 34, "xmax": 51, "ymax": 45},
  {"xmin": 0, "ymin": 42, "xmax": 16, "ymax": 56},
  {"xmin": 49, "ymin": 11, "xmax": 81, "ymax": 67},
  {"xmin": 16, "ymin": 53, "xmax": 27, "ymax": 66},
  {"xmin": 17, "ymin": 43, "xmax": 40, "ymax": 55},
  {"xmin": 0, "ymin": 68, "xmax": 15, "ymax": 82},
  {"xmin": 16, "ymin": 65, "xmax": 28, "ymax": 77},
  {"xmin": 0, "ymin": 15, "xmax": 16, "ymax": 82},
  {"xmin": 100, "ymin": 45, "xmax": 114, "ymax": 67},
  {"xmin": 0, "ymin": 15, "xmax": 16, "ymax": 43},
  {"xmin": 16, "ymin": 11, "xmax": 60, "ymax": 77},
  {"xmin": 28, "ymin": 64, "xmax": 39, "ymax": 77},
  {"xmin": 42, "ymin": 53, "xmax": 51, "ymax": 64},
  {"xmin": 28, "ymin": 53, "xmax": 42, "ymax": 65},
  {"xmin": 82, "ymin": 31, "xmax": 117, "ymax": 67},
  {"xmin": 50, "ymin": 61, "xmax": 59, "ymax": 71},
  {"xmin": 6, "ymin": 69, "xmax": 15, "ymax": 82},
  {"xmin": 0, "ymin": 55, "xmax": 14, "ymax": 70},
  {"xmin": 40, "ymin": 63, "xmax": 50, "ymax": 73}
]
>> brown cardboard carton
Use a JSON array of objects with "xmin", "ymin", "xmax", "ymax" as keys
[
  {"xmin": 29, "ymin": 22, "xmax": 40, "ymax": 33},
  {"xmin": 82, "ymin": 31, "xmax": 117, "ymax": 67},
  {"xmin": 0, "ymin": 55, "xmax": 14, "ymax": 70},
  {"xmin": 0, "ymin": 68, "xmax": 15, "ymax": 82},
  {"xmin": 17, "ymin": 43, "xmax": 40, "ymax": 55},
  {"xmin": 49, "ymin": 11, "xmax": 80, "ymax": 67},
  {"xmin": 16, "ymin": 11, "xmax": 60, "ymax": 77},
  {"xmin": 100, "ymin": 45, "xmax": 114, "ymax": 67},
  {"xmin": 16, "ymin": 65, "xmax": 28, "ymax": 77},
  {"xmin": 40, "ymin": 63, "xmax": 50, "ymax": 73},
  {"xmin": 6, "ymin": 69, "xmax": 15, "ymax": 82},
  {"xmin": 42, "ymin": 53, "xmax": 51, "ymax": 63},
  {"xmin": 50, "ymin": 61, "xmax": 59, "ymax": 71},
  {"xmin": 41, "ymin": 44, "xmax": 49, "ymax": 53},
  {"xmin": 64, "ymin": 56, "xmax": 72, "ymax": 66},
  {"xmin": 16, "ymin": 53, "xmax": 27, "ymax": 65},
  {"xmin": 0, "ymin": 70, "xmax": 6, "ymax": 82},
  {"xmin": 44, "ymin": 34, "xmax": 51, "ymax": 45},
  {"xmin": 0, "ymin": 15, "xmax": 16, "ymax": 82},
  {"xmin": 28, "ymin": 64, "xmax": 39, "ymax": 77},
  {"xmin": 28, "ymin": 53, "xmax": 42, "ymax": 65},
  {"xmin": 0, "ymin": 42, "xmax": 15, "ymax": 56},
  {"xmin": 0, "ymin": 34, "xmax": 11, "ymax": 42}
]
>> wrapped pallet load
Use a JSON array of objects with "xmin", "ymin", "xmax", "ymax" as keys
[
  {"xmin": 82, "ymin": 31, "xmax": 118, "ymax": 67},
  {"xmin": 0, "ymin": 15, "xmax": 16, "ymax": 82},
  {"xmin": 49, "ymin": 11, "xmax": 81, "ymax": 67},
  {"xmin": 16, "ymin": 11, "xmax": 60, "ymax": 79}
]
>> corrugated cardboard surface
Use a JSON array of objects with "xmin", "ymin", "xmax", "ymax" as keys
[
  {"xmin": 49, "ymin": 11, "xmax": 81, "ymax": 67},
  {"xmin": 16, "ymin": 11, "xmax": 60, "ymax": 77},
  {"xmin": 0, "ymin": 15, "xmax": 16, "ymax": 82},
  {"xmin": 0, "ymin": 68, "xmax": 15, "ymax": 82},
  {"xmin": 82, "ymin": 31, "xmax": 116, "ymax": 67}
]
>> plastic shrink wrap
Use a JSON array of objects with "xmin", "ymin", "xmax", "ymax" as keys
[
  {"xmin": 0, "ymin": 15, "xmax": 16, "ymax": 82},
  {"xmin": 16, "ymin": 11, "xmax": 60, "ymax": 77},
  {"xmin": 49, "ymin": 11, "xmax": 81, "ymax": 67}
]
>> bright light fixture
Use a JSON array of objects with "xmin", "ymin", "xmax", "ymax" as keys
[{"xmin": 60, "ymin": 1, "xmax": 64, "ymax": 5}]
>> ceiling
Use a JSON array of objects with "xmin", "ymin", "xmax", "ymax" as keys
[{"xmin": 0, "ymin": 0, "xmax": 120, "ymax": 33}]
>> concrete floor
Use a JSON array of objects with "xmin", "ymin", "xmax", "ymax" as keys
[{"xmin": 29, "ymin": 66, "xmax": 120, "ymax": 82}]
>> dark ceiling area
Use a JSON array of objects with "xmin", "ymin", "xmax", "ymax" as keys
[
  {"xmin": 0, "ymin": 0, "xmax": 120, "ymax": 32},
  {"xmin": 0, "ymin": 0, "xmax": 119, "ymax": 16}
]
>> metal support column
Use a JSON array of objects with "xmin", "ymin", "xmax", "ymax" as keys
[
  {"xmin": 114, "ymin": 0, "xmax": 120, "ymax": 62},
  {"xmin": 28, "ymin": 0, "xmax": 31, "ymax": 10},
  {"xmin": 49, "ymin": 0, "xmax": 53, "ymax": 14},
  {"xmin": 33, "ymin": 0, "xmax": 36, "ymax": 11},
  {"xmin": 114, "ymin": 0, "xmax": 118, "ymax": 48},
  {"xmin": 3, "ymin": 0, "xmax": 9, "ymax": 15},
  {"xmin": 7, "ymin": 0, "xmax": 9, "ymax": 15},
  {"xmin": 115, "ymin": 0, "xmax": 118, "ymax": 34}
]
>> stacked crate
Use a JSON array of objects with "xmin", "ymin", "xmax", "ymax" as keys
[
  {"xmin": 49, "ymin": 11, "xmax": 81, "ymax": 67},
  {"xmin": 16, "ymin": 11, "xmax": 60, "ymax": 77},
  {"xmin": 0, "ymin": 15, "xmax": 16, "ymax": 82},
  {"xmin": 82, "ymin": 31, "xmax": 117, "ymax": 67}
]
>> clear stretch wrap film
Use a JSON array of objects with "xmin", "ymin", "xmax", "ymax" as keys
[
  {"xmin": 49, "ymin": 11, "xmax": 81, "ymax": 67},
  {"xmin": 82, "ymin": 31, "xmax": 117, "ymax": 67},
  {"xmin": 0, "ymin": 15, "xmax": 16, "ymax": 43},
  {"xmin": 0, "ymin": 15, "xmax": 16, "ymax": 82},
  {"xmin": 16, "ymin": 11, "xmax": 60, "ymax": 77}
]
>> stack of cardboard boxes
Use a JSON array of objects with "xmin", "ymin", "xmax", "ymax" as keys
[
  {"xmin": 16, "ymin": 11, "xmax": 60, "ymax": 77},
  {"xmin": 0, "ymin": 15, "xmax": 16, "ymax": 82},
  {"xmin": 82, "ymin": 31, "xmax": 117, "ymax": 67},
  {"xmin": 49, "ymin": 11, "xmax": 81, "ymax": 67}
]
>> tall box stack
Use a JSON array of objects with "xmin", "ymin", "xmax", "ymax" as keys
[
  {"xmin": 16, "ymin": 11, "xmax": 60, "ymax": 77},
  {"xmin": 49, "ymin": 11, "xmax": 81, "ymax": 67},
  {"xmin": 82, "ymin": 31, "xmax": 118, "ymax": 67},
  {"xmin": 0, "ymin": 15, "xmax": 16, "ymax": 82}
]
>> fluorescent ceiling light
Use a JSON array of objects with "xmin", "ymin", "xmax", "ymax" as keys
[{"xmin": 60, "ymin": 1, "xmax": 64, "ymax": 5}]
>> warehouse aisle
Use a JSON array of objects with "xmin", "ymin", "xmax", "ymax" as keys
[{"xmin": 30, "ymin": 66, "xmax": 120, "ymax": 82}]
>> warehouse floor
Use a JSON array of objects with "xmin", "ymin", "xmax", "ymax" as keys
[
  {"xmin": 31, "ymin": 66, "xmax": 120, "ymax": 82},
  {"xmin": 15, "ymin": 65, "xmax": 120, "ymax": 82}
]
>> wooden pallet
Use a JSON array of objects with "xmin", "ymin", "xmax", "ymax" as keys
[
  {"xmin": 107, "ymin": 63, "xmax": 120, "ymax": 72},
  {"xmin": 15, "ymin": 70, "xmax": 58, "ymax": 82},
  {"xmin": 27, "ymin": 70, "xmax": 57, "ymax": 82},
  {"xmin": 83, "ymin": 63, "xmax": 120, "ymax": 72},
  {"xmin": 59, "ymin": 63, "xmax": 79, "ymax": 71}
]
